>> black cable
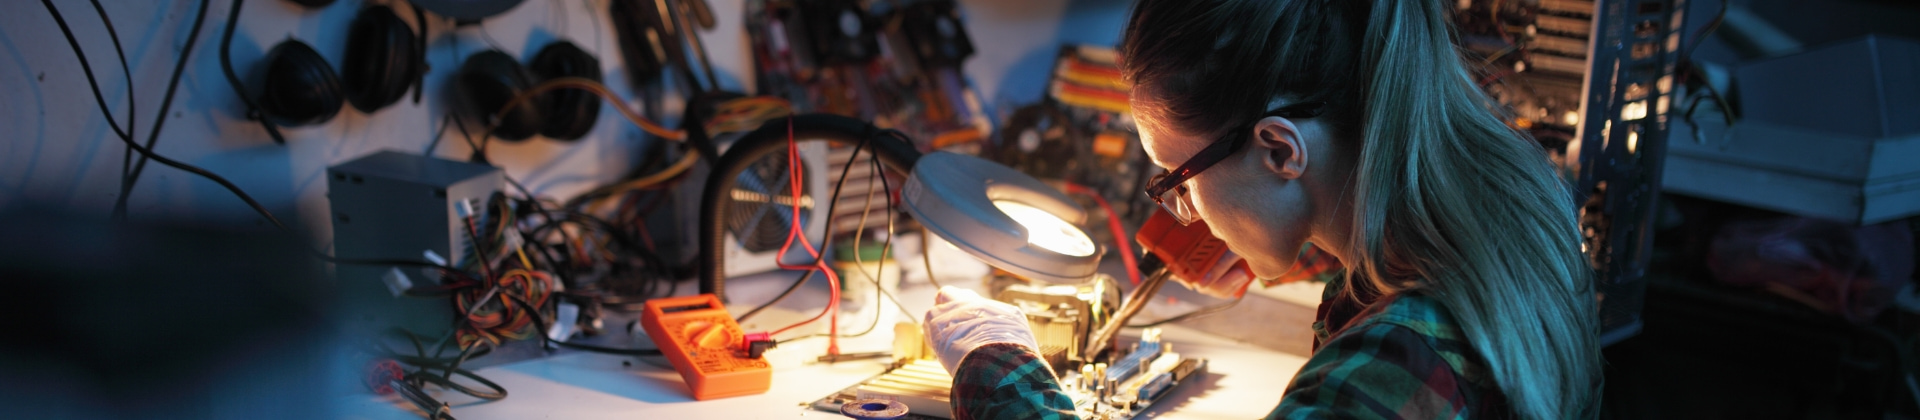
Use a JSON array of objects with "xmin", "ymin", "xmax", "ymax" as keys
[
  {"xmin": 424, "ymin": 113, "xmax": 455, "ymax": 155},
  {"xmin": 116, "ymin": 0, "xmax": 212, "ymax": 220},
  {"xmin": 38, "ymin": 0, "xmax": 133, "ymax": 144},
  {"xmin": 1128, "ymin": 295, "xmax": 1245, "ymax": 328},
  {"xmin": 505, "ymin": 293, "xmax": 663, "ymax": 356},
  {"xmin": 44, "ymin": 0, "xmax": 292, "ymax": 231},
  {"xmin": 217, "ymin": 0, "xmax": 287, "ymax": 144},
  {"xmin": 854, "ymin": 143, "xmax": 914, "ymax": 322},
  {"xmin": 824, "ymin": 147, "xmax": 892, "ymax": 340},
  {"xmin": 375, "ymin": 329, "xmax": 508, "ymax": 404},
  {"xmin": 450, "ymin": 111, "xmax": 489, "ymax": 164},
  {"xmin": 85, "ymin": 0, "xmax": 137, "ymax": 215},
  {"xmin": 790, "ymin": 146, "xmax": 914, "ymax": 342},
  {"xmin": 734, "ymin": 125, "xmax": 873, "ymax": 322},
  {"xmin": 494, "ymin": 179, "xmax": 582, "ymax": 291}
]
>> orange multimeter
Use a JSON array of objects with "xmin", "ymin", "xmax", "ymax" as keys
[{"xmin": 639, "ymin": 294, "xmax": 771, "ymax": 400}]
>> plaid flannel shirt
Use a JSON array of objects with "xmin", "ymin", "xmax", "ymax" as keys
[{"xmin": 949, "ymin": 264, "xmax": 1511, "ymax": 419}]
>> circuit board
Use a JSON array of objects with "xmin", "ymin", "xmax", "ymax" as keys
[{"xmin": 810, "ymin": 329, "xmax": 1206, "ymax": 420}]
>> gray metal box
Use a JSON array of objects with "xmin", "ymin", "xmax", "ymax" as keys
[
  {"xmin": 328, "ymin": 150, "xmax": 501, "ymax": 335},
  {"xmin": 1665, "ymin": 35, "xmax": 1920, "ymax": 225}
]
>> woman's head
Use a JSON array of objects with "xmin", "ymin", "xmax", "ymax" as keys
[
  {"xmin": 1122, "ymin": 0, "xmax": 1370, "ymax": 279},
  {"xmin": 1122, "ymin": 1, "xmax": 1601, "ymax": 419}
]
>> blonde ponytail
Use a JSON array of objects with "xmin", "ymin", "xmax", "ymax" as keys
[
  {"xmin": 1345, "ymin": 1, "xmax": 1601, "ymax": 418},
  {"xmin": 1122, "ymin": 1, "xmax": 1602, "ymax": 418}
]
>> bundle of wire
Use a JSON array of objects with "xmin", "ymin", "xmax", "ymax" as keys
[{"xmin": 451, "ymin": 197, "xmax": 560, "ymax": 347}]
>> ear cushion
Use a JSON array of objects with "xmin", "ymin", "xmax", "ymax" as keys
[
  {"xmin": 528, "ymin": 41, "xmax": 602, "ymax": 141},
  {"xmin": 259, "ymin": 40, "xmax": 343, "ymax": 127},
  {"xmin": 341, "ymin": 5, "xmax": 419, "ymax": 113},
  {"xmin": 457, "ymin": 50, "xmax": 544, "ymax": 142}
]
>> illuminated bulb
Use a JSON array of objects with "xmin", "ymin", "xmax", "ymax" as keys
[
  {"xmin": 1564, "ymin": 111, "xmax": 1580, "ymax": 126},
  {"xmin": 993, "ymin": 200, "xmax": 1096, "ymax": 257},
  {"xmin": 1627, "ymin": 130, "xmax": 1639, "ymax": 154}
]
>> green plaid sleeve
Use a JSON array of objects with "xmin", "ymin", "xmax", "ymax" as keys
[
  {"xmin": 950, "ymin": 343, "xmax": 1080, "ymax": 420},
  {"xmin": 1267, "ymin": 321, "xmax": 1474, "ymax": 420}
]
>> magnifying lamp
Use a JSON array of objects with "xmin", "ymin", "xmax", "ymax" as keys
[
  {"xmin": 697, "ymin": 115, "xmax": 1099, "ymax": 296},
  {"xmin": 901, "ymin": 152, "xmax": 1101, "ymax": 284}
]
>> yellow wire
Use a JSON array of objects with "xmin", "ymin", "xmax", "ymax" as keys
[{"xmin": 514, "ymin": 243, "xmax": 533, "ymax": 271}]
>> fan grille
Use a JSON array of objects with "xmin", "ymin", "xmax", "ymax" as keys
[{"xmin": 726, "ymin": 150, "xmax": 815, "ymax": 253}]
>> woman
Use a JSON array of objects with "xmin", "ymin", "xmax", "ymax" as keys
[{"xmin": 923, "ymin": 0, "xmax": 1603, "ymax": 418}]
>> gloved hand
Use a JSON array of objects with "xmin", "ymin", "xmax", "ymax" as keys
[
  {"xmin": 1173, "ymin": 249, "xmax": 1255, "ymax": 298},
  {"xmin": 922, "ymin": 286, "xmax": 1039, "ymax": 375}
]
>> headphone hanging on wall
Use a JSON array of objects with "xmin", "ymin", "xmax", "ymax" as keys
[
  {"xmin": 455, "ymin": 41, "xmax": 603, "ymax": 142},
  {"xmin": 455, "ymin": 49, "xmax": 545, "ymax": 142},
  {"xmin": 219, "ymin": 0, "xmax": 428, "ymax": 144},
  {"xmin": 528, "ymin": 41, "xmax": 602, "ymax": 141}
]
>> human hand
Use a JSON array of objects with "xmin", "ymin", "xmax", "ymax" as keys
[
  {"xmin": 922, "ymin": 286, "xmax": 1039, "ymax": 375},
  {"xmin": 1173, "ymin": 250, "xmax": 1255, "ymax": 298}
]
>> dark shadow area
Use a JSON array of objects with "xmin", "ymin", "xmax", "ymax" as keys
[
  {"xmin": 1601, "ymin": 196, "xmax": 1920, "ymax": 419},
  {"xmin": 0, "ymin": 206, "xmax": 335, "ymax": 419}
]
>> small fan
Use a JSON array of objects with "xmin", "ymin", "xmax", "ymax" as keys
[{"xmin": 716, "ymin": 140, "xmax": 831, "ymax": 277}]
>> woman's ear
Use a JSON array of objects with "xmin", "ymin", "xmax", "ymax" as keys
[{"xmin": 1252, "ymin": 116, "xmax": 1308, "ymax": 179}]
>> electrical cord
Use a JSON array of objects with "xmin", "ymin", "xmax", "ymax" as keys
[
  {"xmin": 38, "ymin": 0, "xmax": 133, "ymax": 143},
  {"xmin": 1128, "ymin": 295, "xmax": 1245, "ymax": 328},
  {"xmin": 372, "ymin": 329, "xmax": 509, "ymax": 410},
  {"xmin": 491, "ymin": 77, "xmax": 685, "ymax": 141},
  {"xmin": 851, "ymin": 143, "xmax": 916, "ymax": 324},
  {"xmin": 44, "ymin": 0, "xmax": 294, "ymax": 232},
  {"xmin": 217, "ymin": 0, "xmax": 287, "ymax": 144},
  {"xmin": 766, "ymin": 118, "xmax": 846, "ymax": 355},
  {"xmin": 785, "ymin": 145, "xmax": 908, "ymax": 343},
  {"xmin": 504, "ymin": 293, "xmax": 663, "ymax": 356},
  {"xmin": 83, "ymin": 0, "xmax": 136, "ymax": 207},
  {"xmin": 116, "ymin": 0, "xmax": 212, "ymax": 220},
  {"xmin": 1087, "ymin": 265, "xmax": 1172, "ymax": 359},
  {"xmin": 469, "ymin": 77, "xmax": 690, "ymax": 163},
  {"xmin": 733, "ymin": 123, "xmax": 875, "ymax": 323},
  {"xmin": 423, "ymin": 113, "xmax": 455, "ymax": 154}
]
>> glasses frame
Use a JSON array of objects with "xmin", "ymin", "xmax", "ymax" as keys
[{"xmin": 1144, "ymin": 101, "xmax": 1328, "ymax": 224}]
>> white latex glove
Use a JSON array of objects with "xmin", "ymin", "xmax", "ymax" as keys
[
  {"xmin": 1174, "ymin": 250, "xmax": 1256, "ymax": 298},
  {"xmin": 922, "ymin": 286, "xmax": 1039, "ymax": 375}
]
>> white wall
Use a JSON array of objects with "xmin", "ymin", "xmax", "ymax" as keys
[{"xmin": 0, "ymin": 0, "xmax": 1132, "ymax": 245}]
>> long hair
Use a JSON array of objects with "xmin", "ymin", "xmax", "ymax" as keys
[{"xmin": 1122, "ymin": 1, "xmax": 1601, "ymax": 419}]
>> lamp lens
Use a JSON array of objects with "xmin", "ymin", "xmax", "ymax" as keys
[{"xmin": 992, "ymin": 200, "xmax": 1096, "ymax": 257}]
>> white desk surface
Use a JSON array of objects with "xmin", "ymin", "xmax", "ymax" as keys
[{"xmin": 336, "ymin": 272, "xmax": 1308, "ymax": 420}]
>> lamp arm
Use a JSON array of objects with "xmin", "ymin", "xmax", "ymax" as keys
[{"xmin": 698, "ymin": 114, "xmax": 924, "ymax": 301}]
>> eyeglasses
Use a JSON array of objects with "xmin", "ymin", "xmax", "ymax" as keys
[{"xmin": 1144, "ymin": 101, "xmax": 1327, "ymax": 225}]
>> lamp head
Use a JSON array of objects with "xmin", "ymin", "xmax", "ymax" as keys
[{"xmin": 902, "ymin": 152, "xmax": 1100, "ymax": 284}]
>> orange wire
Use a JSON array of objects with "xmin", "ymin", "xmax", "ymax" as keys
[{"xmin": 490, "ymin": 77, "xmax": 685, "ymax": 141}]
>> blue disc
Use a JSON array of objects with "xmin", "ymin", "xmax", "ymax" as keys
[{"xmin": 840, "ymin": 398, "xmax": 909, "ymax": 420}]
